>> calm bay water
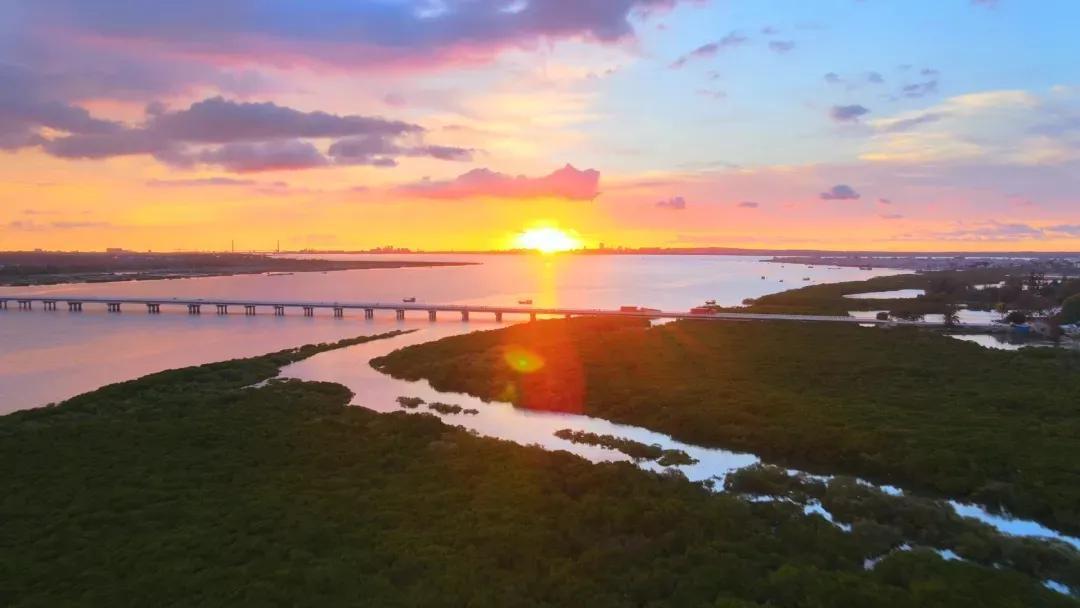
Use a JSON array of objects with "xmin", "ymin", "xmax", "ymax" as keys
[{"xmin": 0, "ymin": 254, "xmax": 900, "ymax": 413}]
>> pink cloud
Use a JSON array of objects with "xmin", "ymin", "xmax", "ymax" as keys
[
  {"xmin": 400, "ymin": 164, "xmax": 600, "ymax": 201},
  {"xmin": 25, "ymin": 1, "xmax": 688, "ymax": 74}
]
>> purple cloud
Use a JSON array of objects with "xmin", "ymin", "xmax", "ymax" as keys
[
  {"xmin": 900, "ymin": 79, "xmax": 938, "ymax": 99},
  {"xmin": 0, "ymin": 64, "xmax": 124, "ymax": 150},
  {"xmin": 328, "ymin": 136, "xmax": 473, "ymax": 166},
  {"xmin": 197, "ymin": 140, "xmax": 329, "ymax": 173},
  {"xmin": 829, "ymin": 104, "xmax": 870, "ymax": 122},
  {"xmin": 150, "ymin": 97, "xmax": 419, "ymax": 143},
  {"xmin": 400, "ymin": 164, "xmax": 600, "ymax": 201},
  {"xmin": 17, "ymin": 0, "xmax": 687, "ymax": 71},
  {"xmin": 670, "ymin": 31, "xmax": 748, "ymax": 68},
  {"xmin": 879, "ymin": 111, "xmax": 945, "ymax": 132},
  {"xmin": 768, "ymin": 40, "xmax": 796, "ymax": 54},
  {"xmin": 737, "ymin": 201, "xmax": 759, "ymax": 208},
  {"xmin": 820, "ymin": 184, "xmax": 861, "ymax": 200},
  {"xmin": 656, "ymin": 196, "xmax": 687, "ymax": 210},
  {"xmin": 35, "ymin": 96, "xmax": 468, "ymax": 172}
]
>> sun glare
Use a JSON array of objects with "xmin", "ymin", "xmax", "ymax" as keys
[{"xmin": 514, "ymin": 227, "xmax": 581, "ymax": 253}]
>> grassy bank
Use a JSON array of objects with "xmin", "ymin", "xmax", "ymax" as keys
[
  {"xmin": 2, "ymin": 336, "xmax": 1075, "ymax": 606},
  {"xmin": 373, "ymin": 317, "xmax": 1080, "ymax": 536},
  {"xmin": 734, "ymin": 268, "xmax": 1080, "ymax": 317}
]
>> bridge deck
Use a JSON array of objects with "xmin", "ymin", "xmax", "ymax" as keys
[{"xmin": 0, "ymin": 294, "xmax": 1005, "ymax": 330}]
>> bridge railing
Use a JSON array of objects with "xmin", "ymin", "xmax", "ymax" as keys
[{"xmin": 0, "ymin": 294, "xmax": 1008, "ymax": 330}]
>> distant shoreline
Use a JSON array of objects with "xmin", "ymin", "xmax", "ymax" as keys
[
  {"xmin": 0, "ymin": 252, "xmax": 474, "ymax": 287},
  {"xmin": 283, "ymin": 248, "xmax": 1080, "ymax": 258}
]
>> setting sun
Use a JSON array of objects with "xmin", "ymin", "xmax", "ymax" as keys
[{"xmin": 514, "ymin": 227, "xmax": 581, "ymax": 253}]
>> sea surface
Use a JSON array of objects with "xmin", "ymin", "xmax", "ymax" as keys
[{"xmin": 1, "ymin": 254, "xmax": 901, "ymax": 413}]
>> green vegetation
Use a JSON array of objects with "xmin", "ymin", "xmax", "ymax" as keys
[
  {"xmin": 427, "ymin": 401, "xmax": 464, "ymax": 415},
  {"xmin": 397, "ymin": 396, "xmax": 426, "ymax": 409},
  {"xmin": 734, "ymin": 268, "xmax": 1080, "ymax": 319},
  {"xmin": 725, "ymin": 465, "xmax": 1080, "ymax": 593},
  {"xmin": 373, "ymin": 317, "xmax": 1080, "ymax": 536},
  {"xmin": 1063, "ymin": 294, "xmax": 1080, "ymax": 325},
  {"xmin": 2, "ymin": 338, "xmax": 1074, "ymax": 606},
  {"xmin": 554, "ymin": 429, "xmax": 697, "ymax": 466}
]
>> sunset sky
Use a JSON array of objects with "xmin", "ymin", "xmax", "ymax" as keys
[{"xmin": 2, "ymin": 0, "xmax": 1079, "ymax": 252}]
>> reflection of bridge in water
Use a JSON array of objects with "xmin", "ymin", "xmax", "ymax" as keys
[{"xmin": 0, "ymin": 295, "xmax": 1002, "ymax": 330}]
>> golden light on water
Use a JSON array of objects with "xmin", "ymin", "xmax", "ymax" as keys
[{"xmin": 513, "ymin": 227, "xmax": 581, "ymax": 253}]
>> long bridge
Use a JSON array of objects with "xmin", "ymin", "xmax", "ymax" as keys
[{"xmin": 0, "ymin": 294, "xmax": 1002, "ymax": 330}]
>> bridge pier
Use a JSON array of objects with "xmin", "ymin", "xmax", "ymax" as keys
[
  {"xmin": 460, "ymin": 310, "xmax": 469, "ymax": 321},
  {"xmin": 187, "ymin": 304, "xmax": 201, "ymax": 315},
  {"xmin": 67, "ymin": 302, "xmax": 82, "ymax": 312},
  {"xmin": 428, "ymin": 310, "xmax": 437, "ymax": 321},
  {"xmin": 216, "ymin": 304, "xmax": 228, "ymax": 315},
  {"xmin": 44, "ymin": 301, "xmax": 57, "ymax": 311},
  {"xmin": 396, "ymin": 309, "xmax": 405, "ymax": 320},
  {"xmin": 530, "ymin": 312, "xmax": 537, "ymax": 322},
  {"xmin": 303, "ymin": 306, "xmax": 314, "ymax": 317},
  {"xmin": 364, "ymin": 308, "xmax": 374, "ymax": 319},
  {"xmin": 0, "ymin": 300, "xmax": 7, "ymax": 310},
  {"xmin": 274, "ymin": 305, "xmax": 285, "ymax": 316},
  {"xmin": 565, "ymin": 314, "xmax": 572, "ymax": 319},
  {"xmin": 146, "ymin": 303, "xmax": 160, "ymax": 314},
  {"xmin": 18, "ymin": 300, "xmax": 32, "ymax": 310},
  {"xmin": 333, "ymin": 307, "xmax": 344, "ymax": 318},
  {"xmin": 495, "ymin": 312, "xmax": 502, "ymax": 322},
  {"xmin": 107, "ymin": 302, "xmax": 121, "ymax": 313},
  {"xmin": 244, "ymin": 305, "xmax": 256, "ymax": 315}
]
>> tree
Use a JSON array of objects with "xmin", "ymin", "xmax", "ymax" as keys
[
  {"xmin": 1061, "ymin": 294, "xmax": 1080, "ymax": 325},
  {"xmin": 941, "ymin": 302, "xmax": 961, "ymax": 328},
  {"xmin": 1004, "ymin": 311, "xmax": 1027, "ymax": 325}
]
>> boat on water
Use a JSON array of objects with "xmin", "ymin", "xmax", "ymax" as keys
[
  {"xmin": 402, "ymin": 297, "xmax": 416, "ymax": 303},
  {"xmin": 518, "ymin": 299, "xmax": 533, "ymax": 305}
]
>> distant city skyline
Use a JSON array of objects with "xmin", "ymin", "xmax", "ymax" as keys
[{"xmin": 2, "ymin": 1, "xmax": 1079, "ymax": 251}]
